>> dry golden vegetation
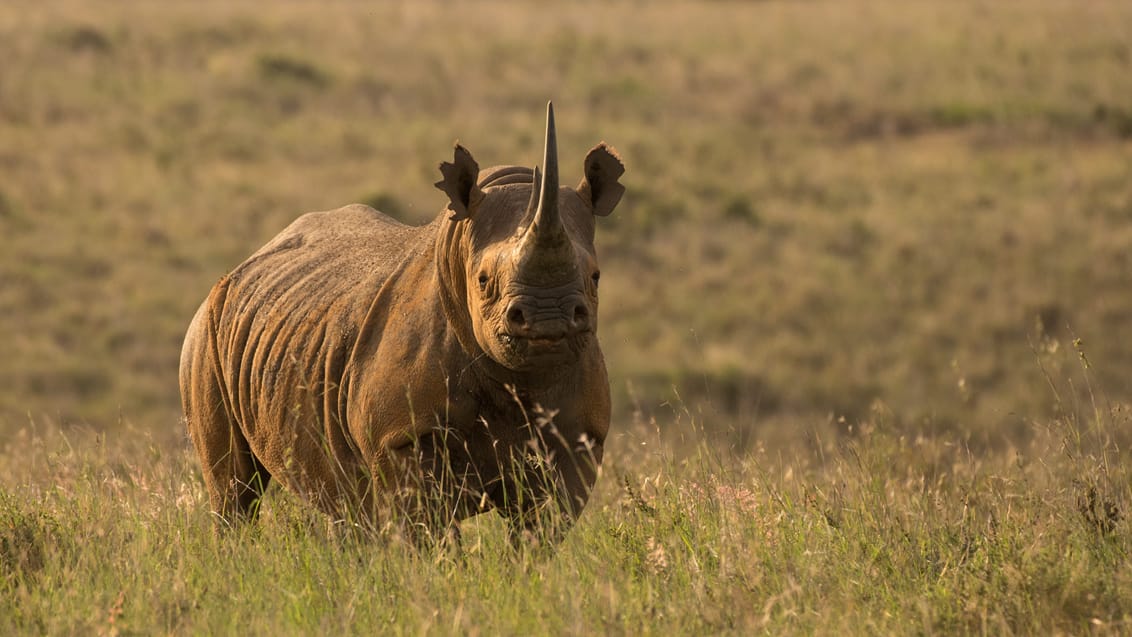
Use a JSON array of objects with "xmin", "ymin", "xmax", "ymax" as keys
[{"xmin": 2, "ymin": 0, "xmax": 1132, "ymax": 634}]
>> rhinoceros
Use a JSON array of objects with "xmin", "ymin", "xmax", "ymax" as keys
[{"xmin": 179, "ymin": 103, "xmax": 624, "ymax": 545}]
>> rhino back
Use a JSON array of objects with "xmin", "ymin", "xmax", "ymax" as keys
[{"xmin": 207, "ymin": 204, "xmax": 436, "ymax": 466}]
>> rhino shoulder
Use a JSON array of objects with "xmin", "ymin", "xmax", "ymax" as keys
[
  {"xmin": 285, "ymin": 203, "xmax": 404, "ymax": 238},
  {"xmin": 249, "ymin": 204, "xmax": 421, "ymax": 260},
  {"xmin": 227, "ymin": 203, "xmax": 431, "ymax": 305}
]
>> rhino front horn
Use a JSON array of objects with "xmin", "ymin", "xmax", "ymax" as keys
[{"xmin": 524, "ymin": 102, "xmax": 566, "ymax": 249}]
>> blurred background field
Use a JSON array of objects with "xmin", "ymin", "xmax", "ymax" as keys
[
  {"xmin": 2, "ymin": 0, "xmax": 1132, "ymax": 448},
  {"xmin": 3, "ymin": 1, "xmax": 1132, "ymax": 633}
]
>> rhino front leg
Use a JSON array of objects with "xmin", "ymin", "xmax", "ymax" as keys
[
  {"xmin": 491, "ymin": 472, "xmax": 575, "ymax": 550},
  {"xmin": 491, "ymin": 438, "xmax": 602, "ymax": 549},
  {"xmin": 379, "ymin": 431, "xmax": 488, "ymax": 549}
]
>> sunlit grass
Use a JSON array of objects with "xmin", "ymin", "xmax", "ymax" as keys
[
  {"xmin": 2, "ymin": 366, "xmax": 1129, "ymax": 634},
  {"xmin": 2, "ymin": 0, "xmax": 1131, "ymax": 433}
]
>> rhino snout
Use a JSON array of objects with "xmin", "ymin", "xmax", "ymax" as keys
[{"xmin": 504, "ymin": 294, "xmax": 592, "ymax": 339}]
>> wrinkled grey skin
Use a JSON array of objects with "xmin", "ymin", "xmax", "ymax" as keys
[{"xmin": 179, "ymin": 104, "xmax": 625, "ymax": 545}]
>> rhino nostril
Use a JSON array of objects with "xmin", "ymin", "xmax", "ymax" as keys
[
  {"xmin": 572, "ymin": 304, "xmax": 590, "ymax": 328},
  {"xmin": 506, "ymin": 304, "xmax": 528, "ymax": 329}
]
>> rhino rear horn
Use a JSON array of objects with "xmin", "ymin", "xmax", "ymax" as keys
[
  {"xmin": 525, "ymin": 165, "xmax": 542, "ymax": 216},
  {"xmin": 578, "ymin": 143, "xmax": 625, "ymax": 217},
  {"xmin": 435, "ymin": 143, "xmax": 482, "ymax": 221}
]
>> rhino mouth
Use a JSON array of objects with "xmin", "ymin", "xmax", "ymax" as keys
[
  {"xmin": 519, "ymin": 335, "xmax": 564, "ymax": 346},
  {"xmin": 502, "ymin": 333, "xmax": 567, "ymax": 349},
  {"xmin": 502, "ymin": 331, "xmax": 588, "ymax": 346},
  {"xmin": 498, "ymin": 331, "xmax": 590, "ymax": 368}
]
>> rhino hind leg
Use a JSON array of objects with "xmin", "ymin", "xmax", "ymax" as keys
[
  {"xmin": 195, "ymin": 414, "xmax": 272, "ymax": 526},
  {"xmin": 181, "ymin": 318, "xmax": 272, "ymax": 526},
  {"xmin": 186, "ymin": 388, "xmax": 272, "ymax": 526}
]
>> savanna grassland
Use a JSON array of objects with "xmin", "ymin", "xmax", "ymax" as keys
[{"xmin": 2, "ymin": 1, "xmax": 1132, "ymax": 634}]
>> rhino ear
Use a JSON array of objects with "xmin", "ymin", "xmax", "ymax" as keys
[
  {"xmin": 434, "ymin": 143, "xmax": 482, "ymax": 221},
  {"xmin": 577, "ymin": 143, "xmax": 625, "ymax": 217}
]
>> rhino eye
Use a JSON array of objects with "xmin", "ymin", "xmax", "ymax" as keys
[
  {"xmin": 477, "ymin": 272, "xmax": 489, "ymax": 291},
  {"xmin": 591, "ymin": 271, "xmax": 600, "ymax": 287}
]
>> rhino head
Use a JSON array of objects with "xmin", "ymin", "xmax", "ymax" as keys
[{"xmin": 435, "ymin": 103, "xmax": 625, "ymax": 375}]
